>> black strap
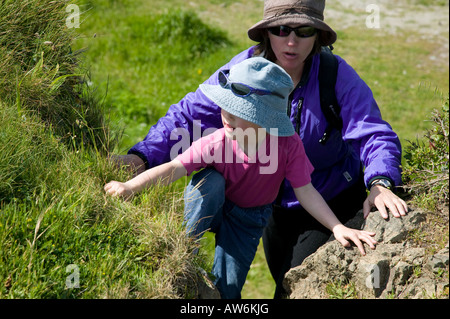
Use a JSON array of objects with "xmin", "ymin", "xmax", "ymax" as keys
[{"xmin": 318, "ymin": 47, "xmax": 342, "ymax": 145}]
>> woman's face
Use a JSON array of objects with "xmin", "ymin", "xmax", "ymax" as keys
[{"xmin": 268, "ymin": 25, "xmax": 317, "ymax": 78}]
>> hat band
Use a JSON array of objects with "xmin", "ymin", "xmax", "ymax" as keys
[{"xmin": 264, "ymin": 5, "xmax": 324, "ymax": 21}]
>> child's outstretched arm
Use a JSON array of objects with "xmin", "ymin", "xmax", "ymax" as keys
[
  {"xmin": 104, "ymin": 159, "xmax": 187, "ymax": 198},
  {"xmin": 293, "ymin": 183, "xmax": 377, "ymax": 255}
]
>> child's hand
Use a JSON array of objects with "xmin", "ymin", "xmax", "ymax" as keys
[
  {"xmin": 332, "ymin": 224, "xmax": 377, "ymax": 255},
  {"xmin": 104, "ymin": 181, "xmax": 134, "ymax": 199}
]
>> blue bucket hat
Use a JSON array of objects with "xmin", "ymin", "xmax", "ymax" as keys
[{"xmin": 199, "ymin": 57, "xmax": 295, "ymax": 137}]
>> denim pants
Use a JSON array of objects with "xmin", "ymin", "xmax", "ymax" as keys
[{"xmin": 184, "ymin": 168, "xmax": 272, "ymax": 299}]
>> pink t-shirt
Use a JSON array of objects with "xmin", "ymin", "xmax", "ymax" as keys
[{"xmin": 176, "ymin": 128, "xmax": 314, "ymax": 208}]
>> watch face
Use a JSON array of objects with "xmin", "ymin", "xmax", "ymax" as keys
[{"xmin": 372, "ymin": 179, "xmax": 392, "ymax": 189}]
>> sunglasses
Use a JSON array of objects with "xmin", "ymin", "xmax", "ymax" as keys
[
  {"xmin": 218, "ymin": 70, "xmax": 284, "ymax": 99},
  {"xmin": 268, "ymin": 25, "xmax": 317, "ymax": 38}
]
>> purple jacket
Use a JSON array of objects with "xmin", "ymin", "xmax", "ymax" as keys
[{"xmin": 129, "ymin": 47, "xmax": 402, "ymax": 209}]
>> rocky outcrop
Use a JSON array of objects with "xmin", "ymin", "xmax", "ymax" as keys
[
  {"xmin": 284, "ymin": 209, "xmax": 449, "ymax": 299},
  {"xmin": 196, "ymin": 266, "xmax": 221, "ymax": 299}
]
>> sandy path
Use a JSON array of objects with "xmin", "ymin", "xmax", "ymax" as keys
[{"xmin": 325, "ymin": 0, "xmax": 449, "ymax": 62}]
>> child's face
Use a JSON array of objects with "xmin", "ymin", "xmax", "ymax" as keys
[{"xmin": 221, "ymin": 109, "xmax": 261, "ymax": 140}]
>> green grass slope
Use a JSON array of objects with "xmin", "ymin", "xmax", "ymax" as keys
[{"xmin": 0, "ymin": 0, "xmax": 199, "ymax": 299}]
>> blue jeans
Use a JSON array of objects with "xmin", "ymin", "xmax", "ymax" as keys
[{"xmin": 184, "ymin": 168, "xmax": 272, "ymax": 299}]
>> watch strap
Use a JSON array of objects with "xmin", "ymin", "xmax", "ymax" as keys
[{"xmin": 369, "ymin": 177, "xmax": 393, "ymax": 190}]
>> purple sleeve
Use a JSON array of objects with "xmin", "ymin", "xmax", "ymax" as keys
[
  {"xmin": 335, "ymin": 56, "xmax": 403, "ymax": 187},
  {"xmin": 128, "ymin": 48, "xmax": 254, "ymax": 169}
]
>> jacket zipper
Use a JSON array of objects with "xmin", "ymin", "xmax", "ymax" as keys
[
  {"xmin": 295, "ymin": 97, "xmax": 304, "ymax": 134},
  {"xmin": 287, "ymin": 81, "xmax": 302, "ymax": 122}
]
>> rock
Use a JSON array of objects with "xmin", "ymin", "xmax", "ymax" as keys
[
  {"xmin": 354, "ymin": 247, "xmax": 392, "ymax": 298},
  {"xmin": 426, "ymin": 247, "xmax": 449, "ymax": 274},
  {"xmin": 401, "ymin": 277, "xmax": 440, "ymax": 299},
  {"xmin": 284, "ymin": 209, "xmax": 449, "ymax": 299},
  {"xmin": 361, "ymin": 208, "xmax": 426, "ymax": 243},
  {"xmin": 196, "ymin": 267, "xmax": 221, "ymax": 299}
]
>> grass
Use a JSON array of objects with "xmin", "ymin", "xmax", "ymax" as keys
[
  {"xmin": 74, "ymin": 0, "xmax": 246, "ymax": 151},
  {"xmin": 408, "ymin": 0, "xmax": 449, "ymax": 5},
  {"xmin": 1, "ymin": 0, "xmax": 448, "ymax": 299},
  {"xmin": 0, "ymin": 0, "xmax": 201, "ymax": 299},
  {"xmin": 325, "ymin": 280, "xmax": 358, "ymax": 299},
  {"xmin": 403, "ymin": 99, "xmax": 449, "ymax": 260},
  {"xmin": 1, "ymin": 146, "xmax": 199, "ymax": 298},
  {"xmin": 0, "ymin": 101, "xmax": 200, "ymax": 298}
]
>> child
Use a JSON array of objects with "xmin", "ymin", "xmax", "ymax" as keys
[{"xmin": 104, "ymin": 57, "xmax": 377, "ymax": 299}]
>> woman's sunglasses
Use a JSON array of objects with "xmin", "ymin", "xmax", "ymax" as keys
[
  {"xmin": 218, "ymin": 70, "xmax": 284, "ymax": 99},
  {"xmin": 268, "ymin": 25, "xmax": 317, "ymax": 38}
]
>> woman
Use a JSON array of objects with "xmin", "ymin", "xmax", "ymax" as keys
[{"xmin": 115, "ymin": 0, "xmax": 408, "ymax": 298}]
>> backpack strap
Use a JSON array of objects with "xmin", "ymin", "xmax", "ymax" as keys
[{"xmin": 318, "ymin": 46, "xmax": 342, "ymax": 145}]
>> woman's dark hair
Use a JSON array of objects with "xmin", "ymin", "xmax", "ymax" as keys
[{"xmin": 252, "ymin": 29, "xmax": 323, "ymax": 62}]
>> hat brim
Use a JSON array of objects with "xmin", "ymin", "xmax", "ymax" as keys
[
  {"xmin": 248, "ymin": 14, "xmax": 337, "ymax": 46},
  {"xmin": 200, "ymin": 84, "xmax": 295, "ymax": 137}
]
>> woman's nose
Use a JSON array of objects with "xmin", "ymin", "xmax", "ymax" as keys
[{"xmin": 286, "ymin": 32, "xmax": 298, "ymax": 46}]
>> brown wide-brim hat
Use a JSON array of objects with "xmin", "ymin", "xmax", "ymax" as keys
[{"xmin": 248, "ymin": 0, "xmax": 337, "ymax": 46}]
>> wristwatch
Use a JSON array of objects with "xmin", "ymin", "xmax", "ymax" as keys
[{"xmin": 369, "ymin": 178, "xmax": 393, "ymax": 190}]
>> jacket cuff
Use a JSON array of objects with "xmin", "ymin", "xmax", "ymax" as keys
[{"xmin": 127, "ymin": 150, "xmax": 150, "ymax": 170}]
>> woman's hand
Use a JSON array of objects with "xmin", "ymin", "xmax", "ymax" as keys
[
  {"xmin": 332, "ymin": 224, "xmax": 377, "ymax": 255},
  {"xmin": 363, "ymin": 185, "xmax": 408, "ymax": 219},
  {"xmin": 104, "ymin": 181, "xmax": 134, "ymax": 199}
]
